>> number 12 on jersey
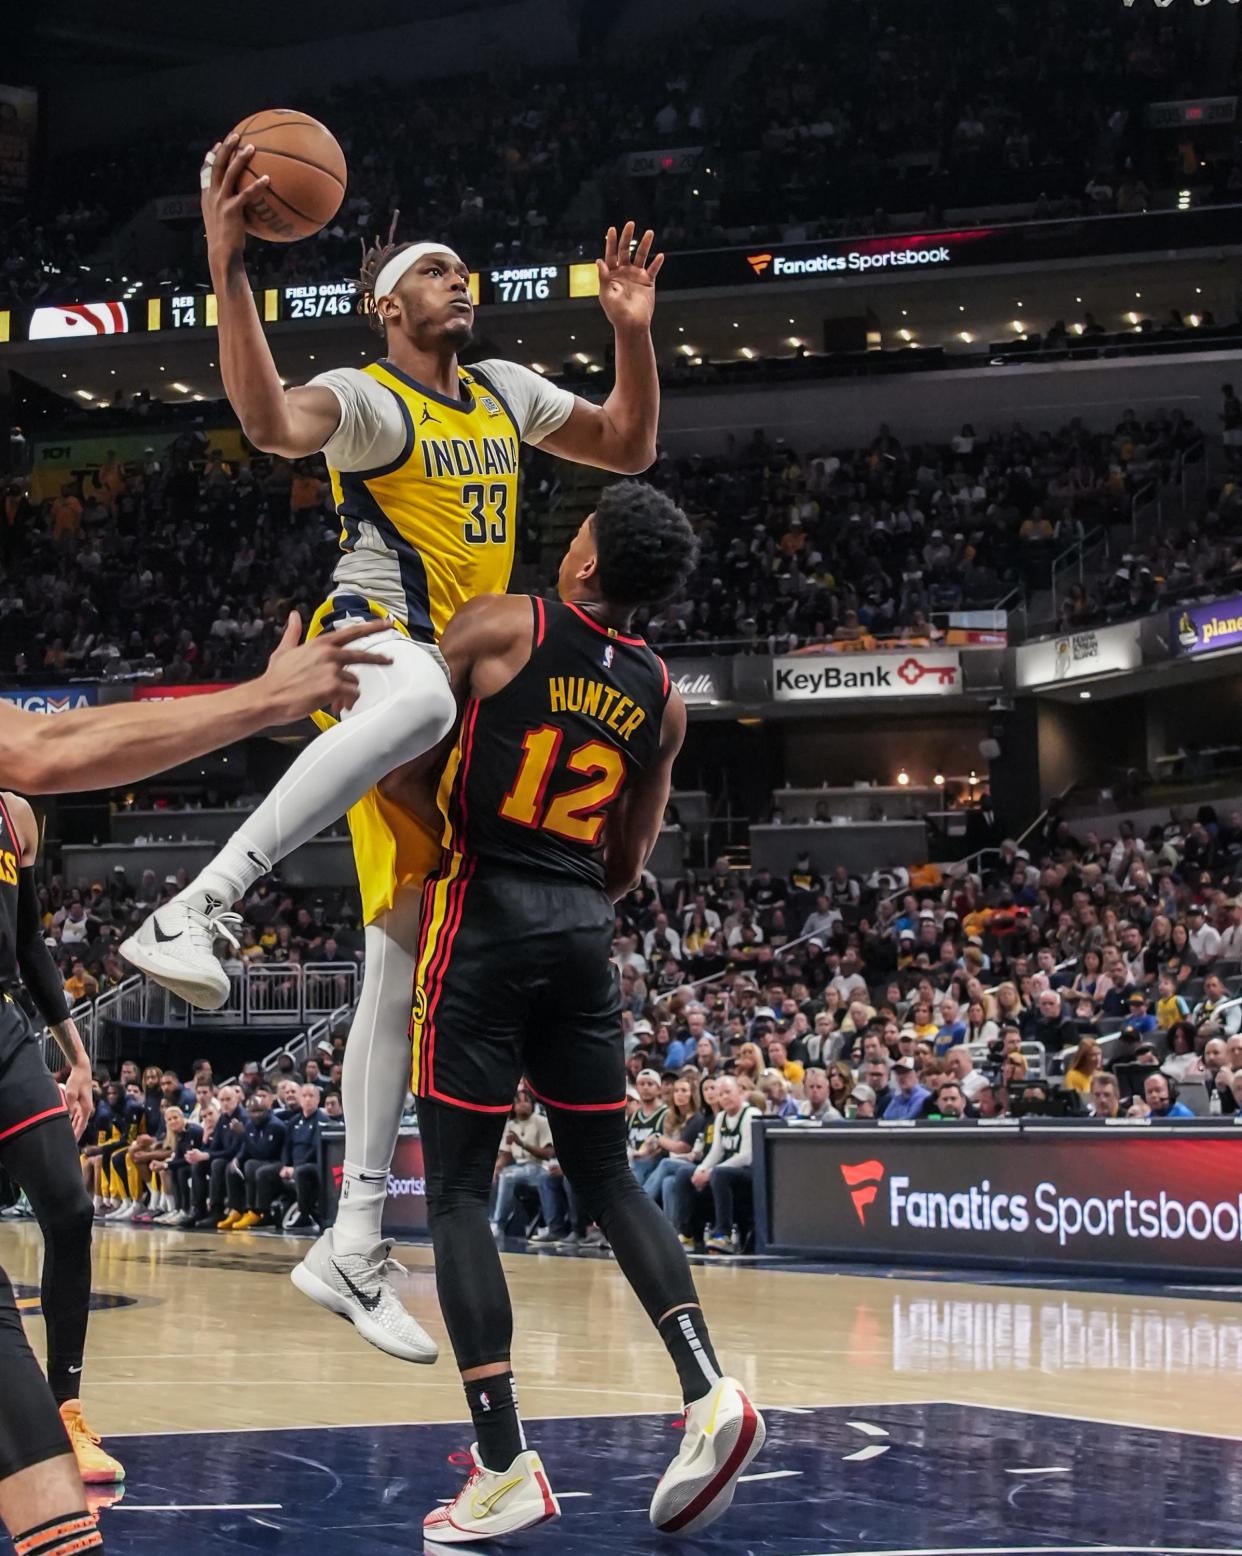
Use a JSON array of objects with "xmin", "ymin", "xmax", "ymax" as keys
[
  {"xmin": 499, "ymin": 725, "xmax": 625, "ymax": 844},
  {"xmin": 462, "ymin": 482, "xmax": 508, "ymax": 545}
]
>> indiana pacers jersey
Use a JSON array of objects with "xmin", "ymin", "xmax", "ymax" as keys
[
  {"xmin": 325, "ymin": 359, "xmax": 522, "ymax": 641},
  {"xmin": 433, "ymin": 597, "xmax": 671, "ymax": 890}
]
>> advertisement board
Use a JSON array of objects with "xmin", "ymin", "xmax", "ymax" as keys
[
  {"xmin": 322, "ymin": 1126, "xmax": 426, "ymax": 1236},
  {"xmin": 1170, "ymin": 596, "xmax": 1242, "ymax": 658},
  {"xmin": 1014, "ymin": 621, "xmax": 1142, "ymax": 688},
  {"xmin": 131, "ymin": 682, "xmax": 235, "ymax": 701},
  {"xmin": 665, "ymin": 657, "xmax": 730, "ymax": 706},
  {"xmin": 758, "ymin": 1120, "xmax": 1242, "ymax": 1278},
  {"xmin": 772, "ymin": 649, "xmax": 962, "ymax": 701},
  {"xmin": 0, "ymin": 687, "xmax": 97, "ymax": 714}
]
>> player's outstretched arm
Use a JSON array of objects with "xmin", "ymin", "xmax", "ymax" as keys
[
  {"xmin": 0, "ymin": 615, "xmax": 389, "ymax": 795},
  {"xmin": 202, "ymin": 132, "xmax": 343, "ymax": 458},
  {"xmin": 539, "ymin": 220, "xmax": 662, "ymax": 475},
  {"xmin": 603, "ymin": 687, "xmax": 686, "ymax": 900}
]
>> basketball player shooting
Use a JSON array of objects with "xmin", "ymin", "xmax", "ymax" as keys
[
  {"xmin": 0, "ymin": 623, "xmax": 384, "ymax": 1556},
  {"xmin": 122, "ymin": 128, "xmax": 666, "ymax": 1363}
]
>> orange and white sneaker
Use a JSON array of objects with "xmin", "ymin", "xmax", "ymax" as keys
[
  {"xmin": 649, "ymin": 1376, "xmax": 765, "ymax": 1534},
  {"xmin": 60, "ymin": 1404, "xmax": 126, "ymax": 1483},
  {"xmin": 424, "ymin": 1444, "xmax": 559, "ymax": 1544}
]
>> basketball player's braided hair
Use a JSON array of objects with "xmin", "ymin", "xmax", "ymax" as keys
[{"xmin": 359, "ymin": 212, "xmax": 410, "ymax": 337}]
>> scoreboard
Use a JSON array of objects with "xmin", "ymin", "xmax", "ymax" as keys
[{"xmin": 17, "ymin": 261, "xmax": 602, "ymax": 340}]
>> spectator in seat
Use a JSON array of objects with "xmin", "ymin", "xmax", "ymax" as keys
[
  {"xmin": 1162, "ymin": 1021, "xmax": 1201, "ymax": 1082},
  {"xmin": 1194, "ymin": 973, "xmax": 1241, "ymax": 1037},
  {"xmin": 279, "ymin": 1082, "xmax": 329, "ymax": 1231},
  {"xmin": 799, "ymin": 1067, "xmax": 839, "ymax": 1121},
  {"xmin": 157, "ymin": 1107, "xmax": 204, "ymax": 1226},
  {"xmin": 323, "ymin": 1091, "xmax": 344, "ymax": 1121},
  {"xmin": 863, "ymin": 1058, "xmax": 892, "ymax": 1115},
  {"xmin": 489, "ymin": 1088, "xmax": 554, "ymax": 1237},
  {"xmin": 219, "ymin": 1086, "xmax": 288, "ymax": 1230},
  {"xmin": 690, "ymin": 1075, "xmax": 759, "ymax": 1255},
  {"xmin": 1063, "ymin": 1037, "xmax": 1103, "ymax": 1096},
  {"xmin": 1128, "ymin": 1071, "xmax": 1195, "ymax": 1119},
  {"xmin": 926, "ymin": 1081, "xmax": 971, "ymax": 1120},
  {"xmin": 1088, "ymin": 1073, "xmax": 1123, "ymax": 1119},
  {"xmin": 648, "ymin": 1076, "xmax": 717, "ymax": 1244},
  {"xmin": 1024, "ymin": 988, "xmax": 1076, "ymax": 1052},
  {"xmin": 1155, "ymin": 973, "xmax": 1190, "ymax": 1031},
  {"xmin": 945, "ymin": 1045, "xmax": 989, "ymax": 1103},
  {"xmin": 627, "ymin": 1069, "xmax": 670, "ymax": 1185},
  {"xmin": 1187, "ymin": 904, "xmax": 1221, "ymax": 965},
  {"xmin": 883, "ymin": 1056, "xmax": 931, "ymax": 1120}
]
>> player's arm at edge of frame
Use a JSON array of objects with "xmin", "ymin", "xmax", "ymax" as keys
[
  {"xmin": 0, "ymin": 615, "xmax": 389, "ymax": 795},
  {"xmin": 603, "ymin": 688, "xmax": 686, "ymax": 903}
]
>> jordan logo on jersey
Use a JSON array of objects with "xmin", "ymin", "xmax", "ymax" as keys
[{"xmin": 419, "ymin": 403, "xmax": 440, "ymax": 426}]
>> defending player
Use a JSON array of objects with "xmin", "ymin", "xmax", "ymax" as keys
[
  {"xmin": 396, "ymin": 482, "xmax": 765, "ymax": 1543},
  {"xmin": 123, "ymin": 129, "xmax": 666, "ymax": 1361},
  {"xmin": 0, "ymin": 619, "xmax": 382, "ymax": 1556}
]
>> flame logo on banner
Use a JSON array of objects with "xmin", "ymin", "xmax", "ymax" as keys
[
  {"xmin": 747, "ymin": 252, "xmax": 773, "ymax": 275},
  {"xmin": 840, "ymin": 1159, "xmax": 885, "ymax": 1225}
]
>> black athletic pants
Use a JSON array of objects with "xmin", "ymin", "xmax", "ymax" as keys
[
  {"xmin": 0, "ymin": 1105, "xmax": 93, "ymax": 1406},
  {"xmin": 0, "ymin": 1261, "xmax": 71, "ymax": 1478},
  {"xmin": 419, "ymin": 1096, "xmax": 701, "ymax": 1372}
]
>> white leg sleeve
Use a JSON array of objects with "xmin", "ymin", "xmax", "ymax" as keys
[
  {"xmin": 181, "ymin": 630, "xmax": 456, "ymax": 912},
  {"xmin": 332, "ymin": 886, "xmax": 422, "ymax": 1254}
]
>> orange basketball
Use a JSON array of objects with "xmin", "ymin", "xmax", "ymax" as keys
[{"xmin": 228, "ymin": 109, "xmax": 347, "ymax": 243}]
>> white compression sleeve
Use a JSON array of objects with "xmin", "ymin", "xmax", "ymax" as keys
[
  {"xmin": 181, "ymin": 629, "xmax": 456, "ymax": 913},
  {"xmin": 333, "ymin": 885, "xmax": 422, "ymax": 1254}
]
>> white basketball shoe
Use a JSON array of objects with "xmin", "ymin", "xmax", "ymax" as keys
[
  {"xmin": 290, "ymin": 1229, "xmax": 439, "ymax": 1363},
  {"xmin": 424, "ymin": 1444, "xmax": 559, "ymax": 1544},
  {"xmin": 649, "ymin": 1376, "xmax": 766, "ymax": 1534},
  {"xmin": 120, "ymin": 897, "xmax": 241, "ymax": 1009}
]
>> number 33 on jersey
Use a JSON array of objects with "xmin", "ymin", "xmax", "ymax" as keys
[{"xmin": 325, "ymin": 360, "xmax": 522, "ymax": 642}]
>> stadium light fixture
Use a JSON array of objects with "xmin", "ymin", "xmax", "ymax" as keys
[
  {"xmin": 899, "ymin": 329, "xmax": 913, "ymax": 342},
  {"xmin": 933, "ymin": 773, "xmax": 946, "ymax": 787},
  {"xmin": 896, "ymin": 769, "xmax": 910, "ymax": 787},
  {"xmin": 959, "ymin": 331, "xmax": 974, "ymax": 344},
  {"xmin": 740, "ymin": 347, "xmax": 755, "ymax": 358},
  {"xmin": 1079, "ymin": 690, "xmax": 1092, "ymax": 700},
  {"xmin": 171, "ymin": 382, "xmax": 190, "ymax": 393},
  {"xmin": 75, "ymin": 390, "xmax": 94, "ymax": 400}
]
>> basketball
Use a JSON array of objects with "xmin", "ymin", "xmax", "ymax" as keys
[{"xmin": 227, "ymin": 108, "xmax": 347, "ymax": 243}]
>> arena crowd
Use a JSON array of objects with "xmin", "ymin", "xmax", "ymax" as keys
[
  {"xmin": 23, "ymin": 800, "xmax": 1242, "ymax": 1256},
  {"xmin": 0, "ymin": 403, "xmax": 1206, "ymax": 679},
  {"xmin": 0, "ymin": 0, "xmax": 1228, "ymax": 307}
]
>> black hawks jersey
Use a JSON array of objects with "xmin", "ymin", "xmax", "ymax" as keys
[
  {"xmin": 435, "ymin": 597, "xmax": 670, "ymax": 889},
  {"xmin": 0, "ymin": 794, "xmax": 21, "ymax": 990}
]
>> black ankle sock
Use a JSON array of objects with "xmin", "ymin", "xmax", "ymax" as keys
[
  {"xmin": 657, "ymin": 1306, "xmax": 723, "ymax": 1405},
  {"xmin": 464, "ymin": 1371, "xmax": 525, "ymax": 1470},
  {"xmin": 15, "ymin": 1512, "xmax": 102, "ymax": 1556}
]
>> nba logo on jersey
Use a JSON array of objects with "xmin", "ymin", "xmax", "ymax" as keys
[
  {"xmin": 479, "ymin": 395, "xmax": 502, "ymax": 418},
  {"xmin": 602, "ymin": 644, "xmax": 615, "ymax": 669}
]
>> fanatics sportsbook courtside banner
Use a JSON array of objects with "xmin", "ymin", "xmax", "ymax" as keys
[{"xmin": 758, "ymin": 1121, "xmax": 1242, "ymax": 1278}]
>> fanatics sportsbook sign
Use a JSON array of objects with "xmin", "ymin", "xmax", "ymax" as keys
[{"xmin": 771, "ymin": 650, "xmax": 962, "ymax": 701}]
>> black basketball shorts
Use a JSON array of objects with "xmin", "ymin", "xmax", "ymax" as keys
[
  {"xmin": 0, "ymin": 998, "xmax": 66, "ymax": 1148},
  {"xmin": 410, "ymin": 863, "xmax": 626, "ymax": 1115}
]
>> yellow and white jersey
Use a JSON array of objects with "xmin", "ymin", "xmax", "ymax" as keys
[{"xmin": 311, "ymin": 358, "xmax": 575, "ymax": 640}]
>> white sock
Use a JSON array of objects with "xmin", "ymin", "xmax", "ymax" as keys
[
  {"xmin": 178, "ymin": 634, "xmax": 455, "ymax": 917},
  {"xmin": 93, "ymin": 1195, "xmax": 103, "ymax": 1212},
  {"xmin": 331, "ymin": 891, "xmax": 421, "ymax": 1256}
]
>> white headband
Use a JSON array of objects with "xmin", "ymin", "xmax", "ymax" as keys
[{"xmin": 373, "ymin": 241, "xmax": 466, "ymax": 302}]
